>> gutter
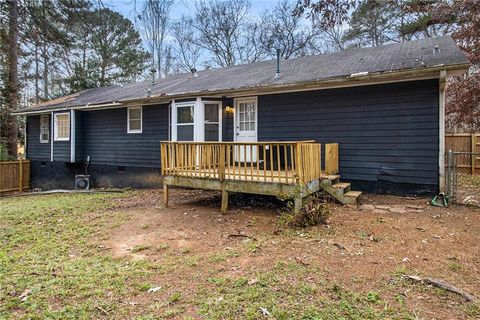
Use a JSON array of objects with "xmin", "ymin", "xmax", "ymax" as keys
[
  {"xmin": 13, "ymin": 102, "xmax": 123, "ymax": 116},
  {"xmin": 12, "ymin": 62, "xmax": 470, "ymax": 116}
]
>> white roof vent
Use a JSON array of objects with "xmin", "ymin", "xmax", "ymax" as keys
[{"xmin": 350, "ymin": 71, "xmax": 369, "ymax": 78}]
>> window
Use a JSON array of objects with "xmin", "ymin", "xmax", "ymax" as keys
[
  {"xmin": 176, "ymin": 105, "xmax": 194, "ymax": 141},
  {"xmin": 54, "ymin": 113, "xmax": 70, "ymax": 141},
  {"xmin": 40, "ymin": 114, "xmax": 49, "ymax": 143},
  {"xmin": 204, "ymin": 103, "xmax": 220, "ymax": 141},
  {"xmin": 238, "ymin": 101, "xmax": 255, "ymax": 131},
  {"xmin": 128, "ymin": 107, "xmax": 142, "ymax": 133}
]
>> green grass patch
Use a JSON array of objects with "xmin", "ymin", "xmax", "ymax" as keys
[
  {"xmin": 0, "ymin": 193, "xmax": 154, "ymax": 319},
  {"xmin": 131, "ymin": 244, "xmax": 151, "ymax": 253},
  {"xmin": 198, "ymin": 262, "xmax": 414, "ymax": 320}
]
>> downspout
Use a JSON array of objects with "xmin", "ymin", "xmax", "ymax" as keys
[{"xmin": 439, "ymin": 70, "xmax": 446, "ymax": 192}]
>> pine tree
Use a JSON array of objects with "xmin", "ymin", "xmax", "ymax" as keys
[
  {"xmin": 343, "ymin": 0, "xmax": 398, "ymax": 48},
  {"xmin": 1, "ymin": 0, "xmax": 19, "ymax": 158},
  {"xmin": 67, "ymin": 8, "xmax": 149, "ymax": 89}
]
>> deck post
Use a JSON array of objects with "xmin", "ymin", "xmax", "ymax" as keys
[
  {"xmin": 294, "ymin": 195, "xmax": 303, "ymax": 214},
  {"xmin": 163, "ymin": 184, "xmax": 169, "ymax": 208},
  {"xmin": 219, "ymin": 145, "xmax": 225, "ymax": 181},
  {"xmin": 221, "ymin": 189, "xmax": 228, "ymax": 214}
]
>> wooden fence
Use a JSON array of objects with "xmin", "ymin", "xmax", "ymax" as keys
[
  {"xmin": 445, "ymin": 133, "xmax": 480, "ymax": 174},
  {"xmin": 0, "ymin": 159, "xmax": 30, "ymax": 193}
]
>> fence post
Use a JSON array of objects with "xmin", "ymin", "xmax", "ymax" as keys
[
  {"xmin": 18, "ymin": 158, "xmax": 23, "ymax": 192},
  {"xmin": 472, "ymin": 133, "xmax": 477, "ymax": 175},
  {"xmin": 446, "ymin": 150, "xmax": 454, "ymax": 200}
]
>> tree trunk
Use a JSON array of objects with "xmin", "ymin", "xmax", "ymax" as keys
[
  {"xmin": 34, "ymin": 36, "xmax": 39, "ymax": 103},
  {"xmin": 5, "ymin": 0, "xmax": 19, "ymax": 158},
  {"xmin": 43, "ymin": 41, "xmax": 49, "ymax": 99}
]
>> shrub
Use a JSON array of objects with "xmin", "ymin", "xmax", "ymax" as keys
[{"xmin": 279, "ymin": 193, "xmax": 331, "ymax": 228}]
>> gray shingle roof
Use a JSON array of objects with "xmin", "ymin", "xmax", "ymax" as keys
[{"xmin": 19, "ymin": 35, "xmax": 468, "ymax": 113}]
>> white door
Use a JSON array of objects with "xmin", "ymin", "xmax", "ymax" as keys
[{"xmin": 235, "ymin": 98, "xmax": 257, "ymax": 162}]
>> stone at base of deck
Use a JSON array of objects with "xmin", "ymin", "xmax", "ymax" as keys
[{"xmin": 163, "ymin": 175, "xmax": 320, "ymax": 214}]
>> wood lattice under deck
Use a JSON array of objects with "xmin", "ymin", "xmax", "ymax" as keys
[{"xmin": 160, "ymin": 141, "xmax": 355, "ymax": 213}]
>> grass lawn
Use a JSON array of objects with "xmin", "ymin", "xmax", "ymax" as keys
[
  {"xmin": 1, "ymin": 190, "xmax": 478, "ymax": 319},
  {"xmin": 0, "ymin": 192, "xmax": 156, "ymax": 319}
]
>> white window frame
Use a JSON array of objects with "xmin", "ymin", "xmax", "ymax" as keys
[
  {"xmin": 203, "ymin": 101, "xmax": 222, "ymax": 142},
  {"xmin": 40, "ymin": 114, "xmax": 50, "ymax": 143},
  {"xmin": 127, "ymin": 106, "xmax": 143, "ymax": 134},
  {"xmin": 174, "ymin": 102, "xmax": 196, "ymax": 141},
  {"xmin": 171, "ymin": 99, "xmax": 223, "ymax": 142},
  {"xmin": 54, "ymin": 112, "xmax": 70, "ymax": 141}
]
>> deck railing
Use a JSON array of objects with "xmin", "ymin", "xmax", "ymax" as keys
[{"xmin": 161, "ymin": 141, "xmax": 334, "ymax": 185}]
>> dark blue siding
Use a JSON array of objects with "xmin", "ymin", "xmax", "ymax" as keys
[
  {"xmin": 80, "ymin": 104, "xmax": 168, "ymax": 167},
  {"xmin": 223, "ymin": 98, "xmax": 234, "ymax": 141},
  {"xmin": 258, "ymin": 80, "xmax": 439, "ymax": 186},
  {"xmin": 26, "ymin": 115, "xmax": 50, "ymax": 161},
  {"xmin": 52, "ymin": 111, "xmax": 71, "ymax": 162},
  {"xmin": 53, "ymin": 141, "xmax": 70, "ymax": 162},
  {"xmin": 75, "ymin": 110, "xmax": 84, "ymax": 162}
]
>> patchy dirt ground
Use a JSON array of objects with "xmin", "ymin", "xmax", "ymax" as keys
[{"xmin": 100, "ymin": 188, "xmax": 480, "ymax": 319}]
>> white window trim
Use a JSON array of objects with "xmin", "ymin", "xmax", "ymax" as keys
[
  {"xmin": 40, "ymin": 114, "xmax": 50, "ymax": 143},
  {"xmin": 70, "ymin": 110, "xmax": 75, "ymax": 162},
  {"xmin": 174, "ymin": 102, "xmax": 196, "ymax": 141},
  {"xmin": 171, "ymin": 99, "xmax": 223, "ymax": 142},
  {"xmin": 203, "ymin": 101, "xmax": 222, "ymax": 142},
  {"xmin": 54, "ymin": 112, "xmax": 70, "ymax": 141},
  {"xmin": 233, "ymin": 96, "xmax": 258, "ymax": 142},
  {"xmin": 127, "ymin": 106, "xmax": 143, "ymax": 134}
]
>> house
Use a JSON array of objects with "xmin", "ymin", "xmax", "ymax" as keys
[{"xmin": 14, "ymin": 36, "xmax": 469, "ymax": 196}]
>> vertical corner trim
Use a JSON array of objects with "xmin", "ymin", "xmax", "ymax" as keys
[
  {"xmin": 50, "ymin": 112, "xmax": 54, "ymax": 162},
  {"xmin": 70, "ymin": 110, "xmax": 76, "ymax": 162},
  {"xmin": 24, "ymin": 116, "xmax": 28, "ymax": 159},
  {"xmin": 195, "ymin": 97, "xmax": 204, "ymax": 142}
]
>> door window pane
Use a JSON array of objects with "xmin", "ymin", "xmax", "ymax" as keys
[{"xmin": 237, "ymin": 101, "xmax": 255, "ymax": 132}]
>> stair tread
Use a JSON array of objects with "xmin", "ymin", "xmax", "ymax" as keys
[
  {"xmin": 345, "ymin": 191, "xmax": 362, "ymax": 198},
  {"xmin": 332, "ymin": 182, "xmax": 351, "ymax": 189},
  {"xmin": 320, "ymin": 174, "xmax": 340, "ymax": 180}
]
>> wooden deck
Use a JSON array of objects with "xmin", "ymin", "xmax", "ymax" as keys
[{"xmin": 161, "ymin": 141, "xmax": 342, "ymax": 213}]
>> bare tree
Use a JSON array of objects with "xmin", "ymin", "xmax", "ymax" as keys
[
  {"xmin": 171, "ymin": 16, "xmax": 203, "ymax": 72},
  {"xmin": 193, "ymin": 0, "xmax": 253, "ymax": 67},
  {"xmin": 259, "ymin": 0, "xmax": 320, "ymax": 59},
  {"xmin": 239, "ymin": 22, "xmax": 268, "ymax": 63},
  {"xmin": 319, "ymin": 24, "xmax": 347, "ymax": 52},
  {"xmin": 140, "ymin": 0, "xmax": 173, "ymax": 78}
]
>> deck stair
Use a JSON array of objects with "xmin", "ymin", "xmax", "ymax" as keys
[{"xmin": 320, "ymin": 174, "xmax": 362, "ymax": 205}]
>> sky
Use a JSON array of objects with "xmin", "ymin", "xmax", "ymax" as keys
[
  {"xmin": 103, "ymin": 0, "xmax": 280, "ymax": 21},
  {"xmin": 101, "ymin": 0, "xmax": 298, "ymax": 69}
]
